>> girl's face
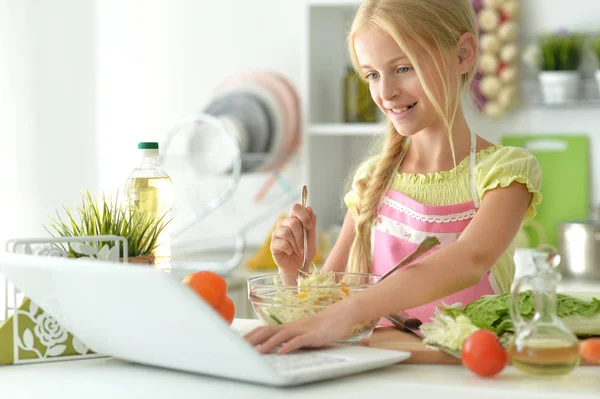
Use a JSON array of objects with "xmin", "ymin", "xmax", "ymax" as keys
[{"xmin": 354, "ymin": 28, "xmax": 460, "ymax": 136}]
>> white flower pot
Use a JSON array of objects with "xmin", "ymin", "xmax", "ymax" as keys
[
  {"xmin": 596, "ymin": 70, "xmax": 600, "ymax": 97},
  {"xmin": 538, "ymin": 71, "xmax": 580, "ymax": 104}
]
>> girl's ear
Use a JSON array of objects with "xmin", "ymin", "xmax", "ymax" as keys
[{"xmin": 457, "ymin": 32, "xmax": 477, "ymax": 74}]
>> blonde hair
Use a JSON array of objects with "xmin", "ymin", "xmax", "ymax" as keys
[{"xmin": 345, "ymin": 0, "xmax": 478, "ymax": 274}]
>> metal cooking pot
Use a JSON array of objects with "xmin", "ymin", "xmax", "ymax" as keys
[{"xmin": 557, "ymin": 221, "xmax": 600, "ymax": 281}]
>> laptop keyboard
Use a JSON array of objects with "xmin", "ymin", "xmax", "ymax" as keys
[{"xmin": 263, "ymin": 351, "xmax": 349, "ymax": 372}]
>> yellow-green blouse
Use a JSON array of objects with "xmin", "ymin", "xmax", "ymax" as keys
[{"xmin": 344, "ymin": 145, "xmax": 542, "ymax": 293}]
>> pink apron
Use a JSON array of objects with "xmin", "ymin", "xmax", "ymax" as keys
[{"xmin": 372, "ymin": 131, "xmax": 500, "ymax": 325}]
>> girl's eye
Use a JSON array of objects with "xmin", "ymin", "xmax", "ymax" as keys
[
  {"xmin": 366, "ymin": 72, "xmax": 379, "ymax": 80},
  {"xmin": 397, "ymin": 66, "xmax": 412, "ymax": 74}
]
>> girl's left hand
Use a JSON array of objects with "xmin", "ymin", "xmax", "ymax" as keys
[{"xmin": 244, "ymin": 305, "xmax": 356, "ymax": 354}]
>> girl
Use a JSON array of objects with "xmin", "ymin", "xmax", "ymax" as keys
[{"xmin": 246, "ymin": 0, "xmax": 541, "ymax": 354}]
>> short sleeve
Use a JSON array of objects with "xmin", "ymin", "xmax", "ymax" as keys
[
  {"xmin": 344, "ymin": 156, "xmax": 380, "ymax": 219},
  {"xmin": 475, "ymin": 146, "xmax": 542, "ymax": 220}
]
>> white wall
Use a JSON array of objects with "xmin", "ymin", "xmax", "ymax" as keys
[
  {"xmin": 0, "ymin": 0, "xmax": 306, "ymax": 251},
  {"xmin": 94, "ymin": 0, "xmax": 306, "ymax": 251},
  {"xmin": 2, "ymin": 0, "xmax": 600, "ymax": 253},
  {"xmin": 0, "ymin": 1, "xmax": 34, "ymax": 247},
  {"xmin": 0, "ymin": 0, "xmax": 96, "ymax": 247}
]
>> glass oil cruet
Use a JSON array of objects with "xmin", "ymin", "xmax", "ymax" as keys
[{"xmin": 508, "ymin": 245, "xmax": 581, "ymax": 376}]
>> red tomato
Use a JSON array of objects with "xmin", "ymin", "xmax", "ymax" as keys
[
  {"xmin": 580, "ymin": 338, "xmax": 600, "ymax": 363},
  {"xmin": 461, "ymin": 329, "xmax": 507, "ymax": 377}
]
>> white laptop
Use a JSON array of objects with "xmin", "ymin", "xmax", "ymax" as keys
[{"xmin": 0, "ymin": 253, "xmax": 410, "ymax": 387}]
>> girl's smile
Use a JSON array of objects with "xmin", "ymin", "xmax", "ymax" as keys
[{"xmin": 387, "ymin": 102, "xmax": 418, "ymax": 120}]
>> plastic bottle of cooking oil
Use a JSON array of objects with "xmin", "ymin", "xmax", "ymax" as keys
[{"xmin": 125, "ymin": 142, "xmax": 174, "ymax": 270}]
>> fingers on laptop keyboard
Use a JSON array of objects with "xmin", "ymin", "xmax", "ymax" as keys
[
  {"xmin": 258, "ymin": 328, "xmax": 301, "ymax": 354},
  {"xmin": 244, "ymin": 325, "xmax": 279, "ymax": 346}
]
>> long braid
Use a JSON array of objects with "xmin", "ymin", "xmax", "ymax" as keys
[{"xmin": 346, "ymin": 120, "xmax": 407, "ymax": 274}]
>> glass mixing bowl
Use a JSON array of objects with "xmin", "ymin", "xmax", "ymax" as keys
[{"xmin": 247, "ymin": 272, "xmax": 381, "ymax": 344}]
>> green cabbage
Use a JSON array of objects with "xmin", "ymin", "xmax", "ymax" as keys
[
  {"xmin": 441, "ymin": 291, "xmax": 600, "ymax": 336},
  {"xmin": 421, "ymin": 291, "xmax": 600, "ymax": 352}
]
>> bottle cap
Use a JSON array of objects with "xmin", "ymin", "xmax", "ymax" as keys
[{"xmin": 138, "ymin": 142, "xmax": 159, "ymax": 150}]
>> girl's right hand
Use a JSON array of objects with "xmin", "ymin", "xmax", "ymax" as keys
[{"xmin": 270, "ymin": 204, "xmax": 317, "ymax": 274}]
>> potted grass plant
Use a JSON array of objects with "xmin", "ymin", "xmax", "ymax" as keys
[
  {"xmin": 45, "ymin": 190, "xmax": 171, "ymax": 265},
  {"xmin": 523, "ymin": 31, "xmax": 585, "ymax": 104}
]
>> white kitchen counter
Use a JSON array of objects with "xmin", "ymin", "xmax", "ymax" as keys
[
  {"xmin": 0, "ymin": 352, "xmax": 598, "ymax": 399},
  {"xmin": 0, "ymin": 319, "xmax": 598, "ymax": 399}
]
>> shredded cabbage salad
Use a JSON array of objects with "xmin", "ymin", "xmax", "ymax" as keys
[
  {"xmin": 261, "ymin": 268, "xmax": 376, "ymax": 338},
  {"xmin": 265, "ymin": 268, "xmax": 351, "ymax": 323}
]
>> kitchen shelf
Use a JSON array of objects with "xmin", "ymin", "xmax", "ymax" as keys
[
  {"xmin": 310, "ymin": 123, "xmax": 385, "ymax": 136},
  {"xmin": 526, "ymin": 78, "xmax": 600, "ymax": 109},
  {"xmin": 530, "ymin": 98, "xmax": 600, "ymax": 109},
  {"xmin": 307, "ymin": 0, "xmax": 361, "ymax": 7},
  {"xmin": 304, "ymin": 1, "xmax": 377, "ymax": 230}
]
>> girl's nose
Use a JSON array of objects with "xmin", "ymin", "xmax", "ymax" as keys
[{"xmin": 380, "ymin": 77, "xmax": 400, "ymax": 101}]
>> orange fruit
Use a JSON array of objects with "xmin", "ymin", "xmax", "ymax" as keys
[
  {"xmin": 217, "ymin": 296, "xmax": 235, "ymax": 325},
  {"xmin": 182, "ymin": 271, "xmax": 227, "ymax": 309}
]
